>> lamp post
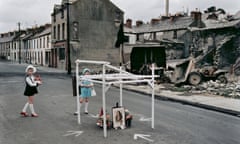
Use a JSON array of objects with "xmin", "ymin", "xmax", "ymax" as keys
[
  {"xmin": 66, "ymin": 0, "xmax": 71, "ymax": 74},
  {"xmin": 18, "ymin": 22, "xmax": 21, "ymax": 64}
]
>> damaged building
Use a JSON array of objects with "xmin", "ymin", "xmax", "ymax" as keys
[{"xmin": 123, "ymin": 7, "xmax": 240, "ymax": 77}]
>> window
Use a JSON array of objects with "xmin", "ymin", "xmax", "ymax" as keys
[
  {"xmin": 153, "ymin": 32, "xmax": 157, "ymax": 40},
  {"xmin": 40, "ymin": 38, "xmax": 42, "ymax": 48},
  {"xmin": 43, "ymin": 37, "xmax": 45, "ymax": 48},
  {"xmin": 47, "ymin": 36, "xmax": 49, "ymax": 48},
  {"xmin": 53, "ymin": 15, "xmax": 56, "ymax": 22},
  {"xmin": 59, "ymin": 48, "xmax": 65, "ymax": 60},
  {"xmin": 136, "ymin": 34, "xmax": 139, "ymax": 41},
  {"xmin": 36, "ymin": 39, "xmax": 38, "ymax": 49},
  {"xmin": 173, "ymin": 31, "xmax": 177, "ymax": 39},
  {"xmin": 62, "ymin": 23, "xmax": 65, "ymax": 39},
  {"xmin": 53, "ymin": 26, "xmax": 56, "ymax": 39},
  {"xmin": 57, "ymin": 24, "xmax": 60, "ymax": 40},
  {"xmin": 61, "ymin": 9, "xmax": 64, "ymax": 19}
]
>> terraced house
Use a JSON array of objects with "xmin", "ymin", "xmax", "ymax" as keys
[
  {"xmin": 0, "ymin": 0, "xmax": 123, "ymax": 72},
  {"xmin": 0, "ymin": 24, "xmax": 51, "ymax": 66},
  {"xmin": 51, "ymin": 0, "xmax": 123, "ymax": 70},
  {"xmin": 23, "ymin": 24, "xmax": 51, "ymax": 66}
]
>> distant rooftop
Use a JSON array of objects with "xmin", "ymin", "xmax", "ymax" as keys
[{"xmin": 128, "ymin": 17, "xmax": 194, "ymax": 34}]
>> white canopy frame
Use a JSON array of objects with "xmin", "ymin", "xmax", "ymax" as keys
[{"xmin": 75, "ymin": 59, "xmax": 157, "ymax": 138}]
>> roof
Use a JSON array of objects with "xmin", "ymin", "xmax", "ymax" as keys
[
  {"xmin": 32, "ymin": 27, "xmax": 51, "ymax": 39},
  {"xmin": 130, "ymin": 17, "xmax": 194, "ymax": 34},
  {"xmin": 0, "ymin": 35, "xmax": 15, "ymax": 43},
  {"xmin": 190, "ymin": 13, "xmax": 240, "ymax": 31},
  {"xmin": 22, "ymin": 33, "xmax": 34, "ymax": 41},
  {"xmin": 189, "ymin": 19, "xmax": 240, "ymax": 31},
  {"xmin": 204, "ymin": 19, "xmax": 240, "ymax": 29},
  {"xmin": 126, "ymin": 10, "xmax": 240, "ymax": 34}
]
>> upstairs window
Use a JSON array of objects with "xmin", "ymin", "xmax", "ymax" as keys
[
  {"xmin": 173, "ymin": 31, "xmax": 177, "ymax": 39},
  {"xmin": 61, "ymin": 9, "xmax": 64, "ymax": 19},
  {"xmin": 62, "ymin": 23, "xmax": 65, "ymax": 40},
  {"xmin": 53, "ymin": 26, "xmax": 56, "ymax": 40},
  {"xmin": 57, "ymin": 24, "xmax": 60, "ymax": 40}
]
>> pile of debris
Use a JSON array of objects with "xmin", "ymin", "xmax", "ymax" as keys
[
  {"xmin": 198, "ymin": 80, "xmax": 240, "ymax": 98},
  {"xmin": 166, "ymin": 80, "xmax": 240, "ymax": 99}
]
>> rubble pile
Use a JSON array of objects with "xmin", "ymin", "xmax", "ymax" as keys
[
  {"xmin": 197, "ymin": 80, "xmax": 240, "ymax": 98},
  {"xmin": 165, "ymin": 80, "xmax": 240, "ymax": 99}
]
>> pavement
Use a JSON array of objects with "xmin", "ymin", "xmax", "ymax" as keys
[
  {"xmin": 120, "ymin": 84, "xmax": 240, "ymax": 117},
  {"xmin": 9, "ymin": 62, "xmax": 240, "ymax": 117}
]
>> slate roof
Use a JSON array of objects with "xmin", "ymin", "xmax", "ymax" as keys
[
  {"xmin": 126, "ymin": 10, "xmax": 240, "ymax": 34},
  {"xmin": 0, "ymin": 35, "xmax": 15, "ymax": 43},
  {"xmin": 204, "ymin": 19, "xmax": 240, "ymax": 29},
  {"xmin": 129, "ymin": 17, "xmax": 194, "ymax": 34},
  {"xmin": 32, "ymin": 27, "xmax": 51, "ymax": 39},
  {"xmin": 22, "ymin": 33, "xmax": 34, "ymax": 41},
  {"xmin": 190, "ymin": 12, "xmax": 240, "ymax": 31}
]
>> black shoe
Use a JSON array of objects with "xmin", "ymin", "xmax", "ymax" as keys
[{"xmin": 74, "ymin": 112, "xmax": 78, "ymax": 115}]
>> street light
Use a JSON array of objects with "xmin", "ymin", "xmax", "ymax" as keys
[{"xmin": 18, "ymin": 22, "xmax": 21, "ymax": 64}]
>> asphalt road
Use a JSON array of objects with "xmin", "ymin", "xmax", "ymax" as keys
[{"xmin": 0, "ymin": 61, "xmax": 240, "ymax": 144}]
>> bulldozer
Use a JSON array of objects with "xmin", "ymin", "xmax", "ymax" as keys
[{"xmin": 167, "ymin": 57, "xmax": 228, "ymax": 85}]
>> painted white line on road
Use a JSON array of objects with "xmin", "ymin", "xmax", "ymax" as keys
[
  {"xmin": 134, "ymin": 134, "xmax": 154, "ymax": 142},
  {"xmin": 132, "ymin": 113, "xmax": 152, "ymax": 122},
  {"xmin": 139, "ymin": 117, "xmax": 152, "ymax": 122},
  {"xmin": 0, "ymin": 80, "xmax": 21, "ymax": 84},
  {"xmin": 63, "ymin": 130, "xmax": 83, "ymax": 137},
  {"xmin": 88, "ymin": 113, "xmax": 99, "ymax": 118}
]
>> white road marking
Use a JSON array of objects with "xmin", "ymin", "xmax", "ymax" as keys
[
  {"xmin": 63, "ymin": 131, "xmax": 83, "ymax": 137},
  {"xmin": 134, "ymin": 133, "xmax": 154, "ymax": 142}
]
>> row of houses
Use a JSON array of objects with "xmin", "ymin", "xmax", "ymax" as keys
[
  {"xmin": 0, "ymin": 0, "xmax": 124, "ymax": 71},
  {"xmin": 0, "ymin": 0, "xmax": 240, "ymax": 74},
  {"xmin": 0, "ymin": 24, "xmax": 52, "ymax": 66}
]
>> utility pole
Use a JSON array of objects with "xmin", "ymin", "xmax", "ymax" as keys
[
  {"xmin": 67, "ymin": 0, "xmax": 71, "ymax": 75},
  {"xmin": 18, "ymin": 22, "xmax": 21, "ymax": 64}
]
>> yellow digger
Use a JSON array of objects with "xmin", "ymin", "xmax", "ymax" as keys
[{"xmin": 167, "ymin": 57, "xmax": 228, "ymax": 85}]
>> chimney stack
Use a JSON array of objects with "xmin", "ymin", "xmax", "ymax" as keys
[
  {"xmin": 191, "ymin": 10, "xmax": 204, "ymax": 28},
  {"xmin": 136, "ymin": 20, "xmax": 143, "ymax": 27},
  {"xmin": 125, "ymin": 19, "xmax": 132, "ymax": 28},
  {"xmin": 151, "ymin": 18, "xmax": 160, "ymax": 25}
]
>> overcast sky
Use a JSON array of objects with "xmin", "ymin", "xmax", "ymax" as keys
[{"xmin": 0, "ymin": 0, "xmax": 239, "ymax": 33}]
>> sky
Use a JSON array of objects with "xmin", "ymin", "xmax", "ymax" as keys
[{"xmin": 0, "ymin": 0, "xmax": 239, "ymax": 33}]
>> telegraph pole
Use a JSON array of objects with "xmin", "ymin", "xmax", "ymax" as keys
[
  {"xmin": 67, "ymin": 0, "xmax": 71, "ymax": 75},
  {"xmin": 18, "ymin": 22, "xmax": 21, "ymax": 64}
]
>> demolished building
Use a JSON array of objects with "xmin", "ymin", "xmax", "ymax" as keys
[{"xmin": 123, "ymin": 8, "xmax": 240, "ymax": 75}]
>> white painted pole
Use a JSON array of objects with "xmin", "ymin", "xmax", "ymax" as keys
[
  {"xmin": 76, "ymin": 62, "xmax": 81, "ymax": 124},
  {"xmin": 102, "ymin": 64, "xmax": 107, "ymax": 137},
  {"xmin": 120, "ymin": 66, "xmax": 123, "ymax": 106},
  {"xmin": 151, "ymin": 63, "xmax": 155, "ymax": 129}
]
